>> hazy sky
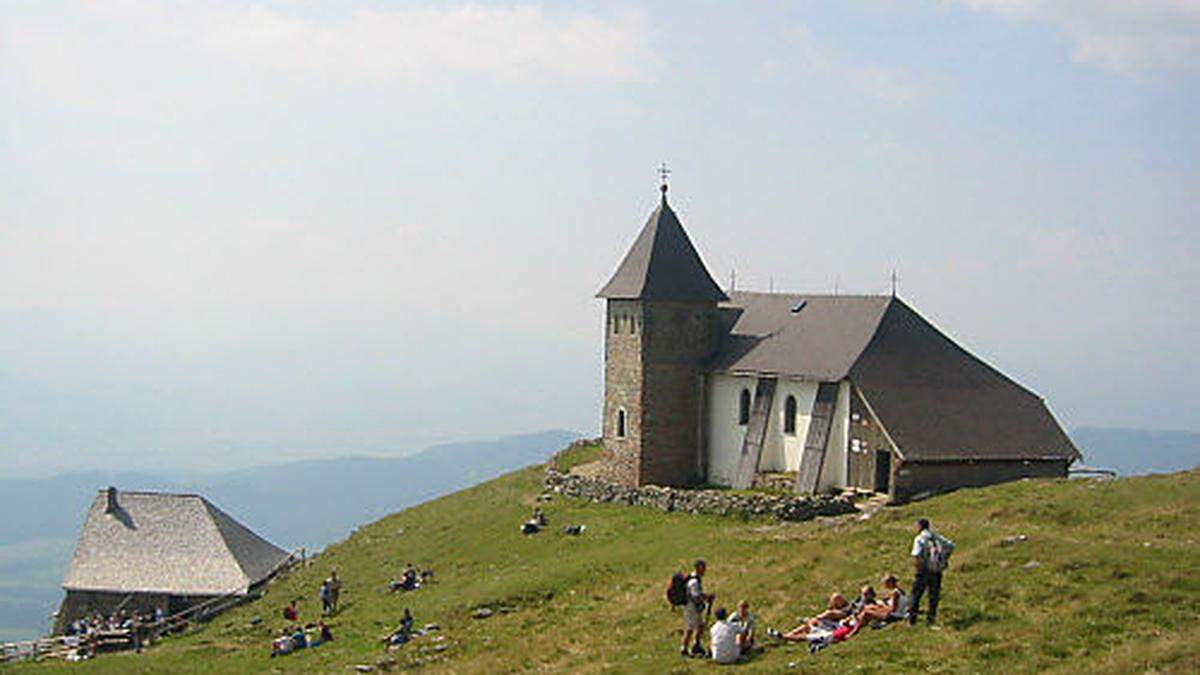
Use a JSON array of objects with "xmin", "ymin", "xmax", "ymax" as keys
[{"xmin": 2, "ymin": 1, "xmax": 1197, "ymax": 476}]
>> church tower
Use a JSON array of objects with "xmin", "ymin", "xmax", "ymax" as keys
[{"xmin": 596, "ymin": 183, "xmax": 727, "ymax": 486}]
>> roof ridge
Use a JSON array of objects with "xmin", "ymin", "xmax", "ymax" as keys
[
  {"xmin": 94, "ymin": 489, "xmax": 205, "ymax": 499},
  {"xmin": 730, "ymin": 290, "xmax": 892, "ymax": 299}
]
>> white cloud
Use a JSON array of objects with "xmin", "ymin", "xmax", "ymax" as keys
[
  {"xmin": 0, "ymin": 2, "xmax": 652, "ymax": 120},
  {"xmin": 961, "ymin": 0, "xmax": 1200, "ymax": 74},
  {"xmin": 202, "ymin": 4, "xmax": 651, "ymax": 84}
]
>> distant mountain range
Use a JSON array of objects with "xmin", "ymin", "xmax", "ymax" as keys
[
  {"xmin": 0, "ymin": 429, "xmax": 578, "ymax": 642},
  {"xmin": 1072, "ymin": 427, "xmax": 1200, "ymax": 476}
]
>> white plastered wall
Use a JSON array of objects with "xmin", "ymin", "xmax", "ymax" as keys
[
  {"xmin": 705, "ymin": 373, "xmax": 847, "ymax": 487},
  {"xmin": 705, "ymin": 373, "xmax": 758, "ymax": 485},
  {"xmin": 759, "ymin": 378, "xmax": 818, "ymax": 472},
  {"xmin": 816, "ymin": 380, "xmax": 851, "ymax": 490}
]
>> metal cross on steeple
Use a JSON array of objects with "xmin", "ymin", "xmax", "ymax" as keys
[{"xmin": 657, "ymin": 161, "xmax": 671, "ymax": 197}]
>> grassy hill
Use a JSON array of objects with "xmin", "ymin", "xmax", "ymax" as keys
[{"xmin": 16, "ymin": 444, "xmax": 1199, "ymax": 673}]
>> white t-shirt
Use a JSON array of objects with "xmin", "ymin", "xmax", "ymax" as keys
[
  {"xmin": 686, "ymin": 575, "xmax": 704, "ymax": 608},
  {"xmin": 709, "ymin": 620, "xmax": 740, "ymax": 664}
]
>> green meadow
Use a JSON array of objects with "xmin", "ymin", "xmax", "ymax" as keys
[{"xmin": 16, "ymin": 443, "xmax": 1199, "ymax": 673}]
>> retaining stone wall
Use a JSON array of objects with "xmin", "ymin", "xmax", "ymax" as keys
[{"xmin": 543, "ymin": 468, "xmax": 858, "ymax": 522}]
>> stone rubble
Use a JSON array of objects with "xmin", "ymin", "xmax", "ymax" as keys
[{"xmin": 543, "ymin": 468, "xmax": 857, "ymax": 522}]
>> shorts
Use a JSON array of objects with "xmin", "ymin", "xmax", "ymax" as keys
[{"xmin": 683, "ymin": 603, "xmax": 703, "ymax": 631}]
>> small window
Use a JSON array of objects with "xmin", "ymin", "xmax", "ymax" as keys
[
  {"xmin": 738, "ymin": 388, "xmax": 751, "ymax": 425},
  {"xmin": 612, "ymin": 316, "xmax": 619, "ymax": 334},
  {"xmin": 784, "ymin": 395, "xmax": 797, "ymax": 434},
  {"xmin": 616, "ymin": 409, "xmax": 627, "ymax": 438}
]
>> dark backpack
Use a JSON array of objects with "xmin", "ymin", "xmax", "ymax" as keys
[{"xmin": 666, "ymin": 572, "xmax": 689, "ymax": 607}]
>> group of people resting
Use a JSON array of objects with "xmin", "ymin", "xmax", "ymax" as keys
[
  {"xmin": 521, "ymin": 506, "xmax": 550, "ymax": 534},
  {"xmin": 388, "ymin": 562, "xmax": 433, "ymax": 592},
  {"xmin": 679, "ymin": 518, "xmax": 955, "ymax": 664},
  {"xmin": 274, "ymin": 597, "xmax": 335, "ymax": 656},
  {"xmin": 269, "ymin": 621, "xmax": 333, "ymax": 657},
  {"xmin": 521, "ymin": 505, "xmax": 585, "ymax": 536},
  {"xmin": 767, "ymin": 575, "xmax": 907, "ymax": 651}
]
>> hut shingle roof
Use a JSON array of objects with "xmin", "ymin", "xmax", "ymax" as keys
[{"xmin": 62, "ymin": 490, "xmax": 290, "ymax": 596}]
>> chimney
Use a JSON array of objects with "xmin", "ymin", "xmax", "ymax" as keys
[{"xmin": 105, "ymin": 486, "xmax": 119, "ymax": 514}]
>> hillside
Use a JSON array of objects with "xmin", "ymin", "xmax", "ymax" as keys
[
  {"xmin": 16, "ymin": 445, "xmax": 1199, "ymax": 674},
  {"xmin": 0, "ymin": 430, "xmax": 576, "ymax": 642}
]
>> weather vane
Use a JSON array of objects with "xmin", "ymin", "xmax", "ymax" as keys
[{"xmin": 658, "ymin": 161, "xmax": 671, "ymax": 195}]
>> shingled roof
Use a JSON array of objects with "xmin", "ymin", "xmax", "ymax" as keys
[
  {"xmin": 63, "ymin": 490, "xmax": 291, "ymax": 596},
  {"xmin": 709, "ymin": 291, "xmax": 1079, "ymax": 463},
  {"xmin": 708, "ymin": 292, "xmax": 891, "ymax": 380},
  {"xmin": 596, "ymin": 196, "xmax": 728, "ymax": 302}
]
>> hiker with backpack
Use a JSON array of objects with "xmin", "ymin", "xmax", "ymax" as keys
[
  {"xmin": 667, "ymin": 559, "xmax": 714, "ymax": 657},
  {"xmin": 907, "ymin": 518, "xmax": 955, "ymax": 626}
]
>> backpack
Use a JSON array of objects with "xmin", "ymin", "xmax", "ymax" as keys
[
  {"xmin": 926, "ymin": 534, "xmax": 954, "ymax": 572},
  {"xmin": 666, "ymin": 572, "xmax": 689, "ymax": 607}
]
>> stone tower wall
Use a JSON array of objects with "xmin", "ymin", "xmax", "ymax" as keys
[
  {"xmin": 602, "ymin": 299, "xmax": 720, "ymax": 487},
  {"xmin": 602, "ymin": 300, "xmax": 644, "ymax": 485}
]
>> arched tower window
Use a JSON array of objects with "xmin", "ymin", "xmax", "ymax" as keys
[
  {"xmin": 738, "ymin": 388, "xmax": 751, "ymax": 425},
  {"xmin": 784, "ymin": 395, "xmax": 797, "ymax": 434},
  {"xmin": 616, "ymin": 408, "xmax": 627, "ymax": 438}
]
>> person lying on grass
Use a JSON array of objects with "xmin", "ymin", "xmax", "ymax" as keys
[{"xmin": 768, "ymin": 592, "xmax": 852, "ymax": 642}]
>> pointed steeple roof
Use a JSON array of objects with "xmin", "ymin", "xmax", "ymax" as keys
[{"xmin": 597, "ymin": 193, "xmax": 728, "ymax": 302}]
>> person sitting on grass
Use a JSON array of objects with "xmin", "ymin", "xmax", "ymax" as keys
[
  {"xmin": 849, "ymin": 585, "xmax": 880, "ymax": 615},
  {"xmin": 384, "ymin": 609, "xmax": 415, "ymax": 647},
  {"xmin": 730, "ymin": 600, "xmax": 757, "ymax": 652},
  {"xmin": 768, "ymin": 593, "xmax": 852, "ymax": 642},
  {"xmin": 270, "ymin": 629, "xmax": 294, "ymax": 657},
  {"xmin": 709, "ymin": 607, "xmax": 745, "ymax": 665},
  {"xmin": 283, "ymin": 601, "xmax": 298, "ymax": 622},
  {"xmin": 847, "ymin": 576, "xmax": 907, "ymax": 638},
  {"xmin": 317, "ymin": 621, "xmax": 334, "ymax": 645}
]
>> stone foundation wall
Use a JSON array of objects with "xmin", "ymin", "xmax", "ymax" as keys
[{"xmin": 544, "ymin": 468, "xmax": 858, "ymax": 521}]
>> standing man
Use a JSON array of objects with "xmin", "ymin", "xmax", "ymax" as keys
[
  {"xmin": 326, "ymin": 570, "xmax": 342, "ymax": 615},
  {"xmin": 682, "ymin": 559, "xmax": 715, "ymax": 657},
  {"xmin": 907, "ymin": 518, "xmax": 955, "ymax": 626}
]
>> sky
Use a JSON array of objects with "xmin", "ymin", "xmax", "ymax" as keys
[{"xmin": 1, "ymin": 1, "xmax": 1197, "ymax": 477}]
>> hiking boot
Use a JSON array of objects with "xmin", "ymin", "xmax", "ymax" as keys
[
  {"xmin": 767, "ymin": 628, "xmax": 783, "ymax": 641},
  {"xmin": 691, "ymin": 644, "xmax": 706, "ymax": 657},
  {"xmin": 926, "ymin": 616, "xmax": 937, "ymax": 626},
  {"xmin": 680, "ymin": 646, "xmax": 689, "ymax": 657},
  {"xmin": 906, "ymin": 614, "xmax": 917, "ymax": 626}
]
